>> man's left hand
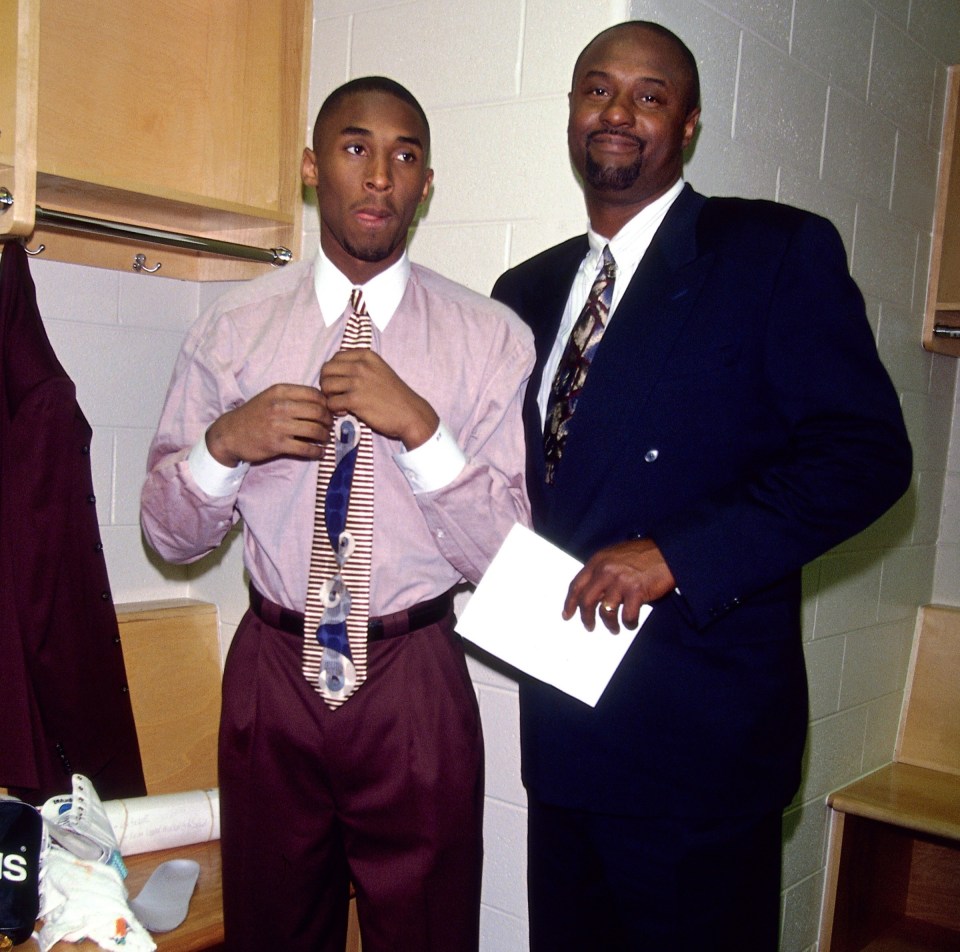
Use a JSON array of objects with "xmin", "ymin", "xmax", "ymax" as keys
[
  {"xmin": 563, "ymin": 538, "xmax": 676, "ymax": 634},
  {"xmin": 320, "ymin": 349, "xmax": 439, "ymax": 450}
]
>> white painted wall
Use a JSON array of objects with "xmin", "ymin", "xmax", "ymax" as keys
[{"xmin": 20, "ymin": 1, "xmax": 960, "ymax": 949}]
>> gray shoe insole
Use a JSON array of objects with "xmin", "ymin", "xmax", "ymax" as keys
[{"xmin": 128, "ymin": 859, "xmax": 201, "ymax": 933}]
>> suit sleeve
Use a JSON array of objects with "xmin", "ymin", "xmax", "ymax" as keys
[{"xmin": 652, "ymin": 213, "xmax": 912, "ymax": 629}]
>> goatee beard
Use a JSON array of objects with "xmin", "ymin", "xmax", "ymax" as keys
[
  {"xmin": 584, "ymin": 151, "xmax": 643, "ymax": 191},
  {"xmin": 341, "ymin": 237, "xmax": 398, "ymax": 263}
]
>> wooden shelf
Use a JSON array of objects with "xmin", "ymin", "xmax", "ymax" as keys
[{"xmin": 827, "ymin": 763, "xmax": 960, "ymax": 842}]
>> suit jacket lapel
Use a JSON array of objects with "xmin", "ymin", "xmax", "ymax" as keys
[
  {"xmin": 599, "ymin": 186, "xmax": 711, "ymax": 399},
  {"xmin": 549, "ymin": 186, "xmax": 713, "ymax": 492}
]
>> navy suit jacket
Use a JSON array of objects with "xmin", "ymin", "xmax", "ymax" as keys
[{"xmin": 491, "ymin": 185, "xmax": 912, "ymax": 817}]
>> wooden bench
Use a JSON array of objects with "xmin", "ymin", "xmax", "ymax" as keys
[
  {"xmin": 818, "ymin": 604, "xmax": 960, "ymax": 952},
  {"xmin": 26, "ymin": 600, "xmax": 360, "ymax": 951}
]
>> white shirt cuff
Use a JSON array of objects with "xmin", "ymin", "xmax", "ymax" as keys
[
  {"xmin": 188, "ymin": 437, "xmax": 250, "ymax": 498},
  {"xmin": 394, "ymin": 422, "xmax": 466, "ymax": 494}
]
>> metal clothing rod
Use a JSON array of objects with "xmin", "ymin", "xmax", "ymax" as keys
[{"xmin": 0, "ymin": 188, "xmax": 292, "ymax": 266}]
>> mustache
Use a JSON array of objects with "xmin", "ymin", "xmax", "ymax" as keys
[{"xmin": 587, "ymin": 129, "xmax": 644, "ymax": 148}]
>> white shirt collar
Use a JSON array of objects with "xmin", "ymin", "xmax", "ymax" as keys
[
  {"xmin": 313, "ymin": 245, "xmax": 411, "ymax": 331},
  {"xmin": 584, "ymin": 177, "xmax": 685, "ymax": 276}
]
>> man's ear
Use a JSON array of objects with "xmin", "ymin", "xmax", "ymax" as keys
[
  {"xmin": 419, "ymin": 168, "xmax": 435, "ymax": 205},
  {"xmin": 301, "ymin": 147, "xmax": 319, "ymax": 187},
  {"xmin": 682, "ymin": 108, "xmax": 701, "ymax": 149}
]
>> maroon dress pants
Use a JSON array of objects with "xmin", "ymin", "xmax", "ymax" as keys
[{"xmin": 218, "ymin": 608, "xmax": 484, "ymax": 952}]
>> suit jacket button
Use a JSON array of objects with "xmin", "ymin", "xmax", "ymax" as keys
[{"xmin": 644, "ymin": 449, "xmax": 659, "ymax": 462}]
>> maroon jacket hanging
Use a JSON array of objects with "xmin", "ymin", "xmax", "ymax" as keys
[{"xmin": 0, "ymin": 239, "xmax": 144, "ymax": 802}]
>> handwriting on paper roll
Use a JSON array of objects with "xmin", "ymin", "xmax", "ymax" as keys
[{"xmin": 103, "ymin": 789, "xmax": 219, "ymax": 856}]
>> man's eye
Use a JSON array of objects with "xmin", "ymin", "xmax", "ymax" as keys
[
  {"xmin": 345, "ymin": 143, "xmax": 365, "ymax": 155},
  {"xmin": 397, "ymin": 151, "xmax": 417, "ymax": 163}
]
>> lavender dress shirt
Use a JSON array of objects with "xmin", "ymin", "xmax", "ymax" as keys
[{"xmin": 141, "ymin": 254, "xmax": 534, "ymax": 616}]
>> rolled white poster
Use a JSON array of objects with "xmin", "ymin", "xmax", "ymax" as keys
[{"xmin": 103, "ymin": 789, "xmax": 219, "ymax": 856}]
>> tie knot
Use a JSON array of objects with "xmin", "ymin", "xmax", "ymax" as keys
[
  {"xmin": 600, "ymin": 245, "xmax": 617, "ymax": 279},
  {"xmin": 350, "ymin": 288, "xmax": 369, "ymax": 317}
]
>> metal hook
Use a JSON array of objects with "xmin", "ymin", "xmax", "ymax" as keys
[
  {"xmin": 19, "ymin": 238, "xmax": 45, "ymax": 255},
  {"xmin": 132, "ymin": 253, "xmax": 162, "ymax": 274}
]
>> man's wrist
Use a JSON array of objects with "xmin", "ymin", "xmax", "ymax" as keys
[
  {"xmin": 205, "ymin": 417, "xmax": 243, "ymax": 468},
  {"xmin": 189, "ymin": 436, "xmax": 249, "ymax": 497},
  {"xmin": 394, "ymin": 422, "xmax": 465, "ymax": 493},
  {"xmin": 399, "ymin": 403, "xmax": 441, "ymax": 452}
]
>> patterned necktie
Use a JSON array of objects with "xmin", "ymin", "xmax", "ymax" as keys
[
  {"xmin": 543, "ymin": 245, "xmax": 617, "ymax": 484},
  {"xmin": 303, "ymin": 289, "xmax": 375, "ymax": 708}
]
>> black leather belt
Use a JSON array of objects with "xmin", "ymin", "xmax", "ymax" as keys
[{"xmin": 248, "ymin": 583, "xmax": 453, "ymax": 643}]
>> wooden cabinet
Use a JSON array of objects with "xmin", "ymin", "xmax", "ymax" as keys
[
  {"xmin": 924, "ymin": 65, "xmax": 960, "ymax": 355},
  {"xmin": 0, "ymin": 0, "xmax": 312, "ymax": 280},
  {"xmin": 820, "ymin": 766, "xmax": 960, "ymax": 951},
  {"xmin": 819, "ymin": 606, "xmax": 960, "ymax": 951}
]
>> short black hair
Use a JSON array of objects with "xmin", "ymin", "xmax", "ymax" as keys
[
  {"xmin": 572, "ymin": 21, "xmax": 701, "ymax": 114},
  {"xmin": 313, "ymin": 76, "xmax": 431, "ymax": 152}
]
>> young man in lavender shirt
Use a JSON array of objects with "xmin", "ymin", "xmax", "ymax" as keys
[{"xmin": 142, "ymin": 77, "xmax": 533, "ymax": 952}]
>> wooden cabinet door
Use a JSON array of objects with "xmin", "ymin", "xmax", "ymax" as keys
[{"xmin": 37, "ymin": 0, "xmax": 306, "ymax": 221}]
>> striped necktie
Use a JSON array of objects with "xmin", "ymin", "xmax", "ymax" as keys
[
  {"xmin": 543, "ymin": 245, "xmax": 616, "ymax": 485},
  {"xmin": 303, "ymin": 289, "xmax": 375, "ymax": 708}
]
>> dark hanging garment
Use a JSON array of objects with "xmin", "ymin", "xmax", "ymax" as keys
[{"xmin": 0, "ymin": 240, "xmax": 145, "ymax": 803}]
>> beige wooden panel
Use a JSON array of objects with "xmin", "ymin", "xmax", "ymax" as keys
[
  {"xmin": 924, "ymin": 65, "xmax": 960, "ymax": 355},
  {"xmin": 896, "ymin": 605, "xmax": 960, "ymax": 775},
  {"xmin": 0, "ymin": 0, "xmax": 38, "ymax": 237},
  {"xmin": 117, "ymin": 599, "xmax": 221, "ymax": 795},
  {"xmin": 937, "ymin": 67, "xmax": 960, "ymax": 306}
]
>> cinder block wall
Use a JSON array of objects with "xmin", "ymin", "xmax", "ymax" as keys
[{"xmin": 24, "ymin": 1, "xmax": 960, "ymax": 949}]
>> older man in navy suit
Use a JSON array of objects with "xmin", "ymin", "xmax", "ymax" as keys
[{"xmin": 492, "ymin": 21, "xmax": 912, "ymax": 952}]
